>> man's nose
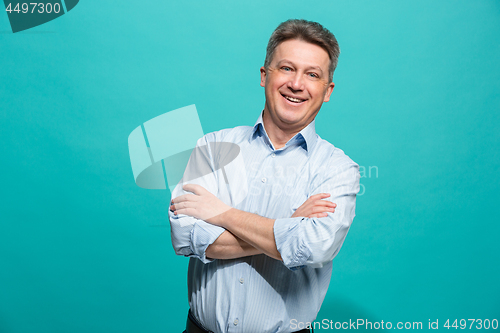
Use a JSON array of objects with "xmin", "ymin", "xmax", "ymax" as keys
[{"xmin": 287, "ymin": 72, "xmax": 305, "ymax": 91}]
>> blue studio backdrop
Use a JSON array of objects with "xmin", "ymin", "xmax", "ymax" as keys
[{"xmin": 1, "ymin": 1, "xmax": 499, "ymax": 332}]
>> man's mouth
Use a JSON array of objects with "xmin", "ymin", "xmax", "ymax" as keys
[{"xmin": 281, "ymin": 93, "xmax": 306, "ymax": 104}]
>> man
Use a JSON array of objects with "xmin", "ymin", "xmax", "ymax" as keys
[{"xmin": 169, "ymin": 19, "xmax": 360, "ymax": 333}]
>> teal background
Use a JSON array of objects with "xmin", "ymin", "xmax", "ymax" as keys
[{"xmin": 1, "ymin": 1, "xmax": 499, "ymax": 332}]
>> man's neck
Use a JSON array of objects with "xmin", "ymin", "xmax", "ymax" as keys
[{"xmin": 262, "ymin": 110, "xmax": 306, "ymax": 150}]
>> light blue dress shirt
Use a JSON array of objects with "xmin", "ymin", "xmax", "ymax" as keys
[{"xmin": 169, "ymin": 113, "xmax": 360, "ymax": 333}]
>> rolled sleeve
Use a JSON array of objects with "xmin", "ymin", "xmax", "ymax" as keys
[
  {"xmin": 190, "ymin": 220, "xmax": 225, "ymax": 263},
  {"xmin": 168, "ymin": 134, "xmax": 225, "ymax": 263},
  {"xmin": 274, "ymin": 217, "xmax": 312, "ymax": 269},
  {"xmin": 274, "ymin": 162, "xmax": 360, "ymax": 269},
  {"xmin": 169, "ymin": 208, "xmax": 225, "ymax": 263}
]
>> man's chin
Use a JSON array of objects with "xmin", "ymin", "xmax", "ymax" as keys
[{"xmin": 276, "ymin": 115, "xmax": 308, "ymax": 130}]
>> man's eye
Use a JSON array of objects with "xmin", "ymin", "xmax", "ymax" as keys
[
  {"xmin": 281, "ymin": 66, "xmax": 292, "ymax": 71},
  {"xmin": 308, "ymin": 73, "xmax": 319, "ymax": 78}
]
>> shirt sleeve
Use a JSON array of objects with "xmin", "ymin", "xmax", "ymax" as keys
[
  {"xmin": 273, "ymin": 160, "xmax": 360, "ymax": 269},
  {"xmin": 168, "ymin": 135, "xmax": 226, "ymax": 264}
]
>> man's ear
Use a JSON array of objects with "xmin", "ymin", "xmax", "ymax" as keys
[
  {"xmin": 323, "ymin": 82, "xmax": 335, "ymax": 102},
  {"xmin": 260, "ymin": 66, "xmax": 267, "ymax": 87}
]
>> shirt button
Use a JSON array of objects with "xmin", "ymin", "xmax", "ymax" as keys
[
  {"xmin": 271, "ymin": 153, "xmax": 276, "ymax": 158},
  {"xmin": 234, "ymin": 319, "xmax": 239, "ymax": 326},
  {"xmin": 240, "ymin": 278, "xmax": 244, "ymax": 284},
  {"xmin": 261, "ymin": 178, "xmax": 267, "ymax": 183}
]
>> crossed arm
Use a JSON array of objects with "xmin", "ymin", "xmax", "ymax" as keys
[{"xmin": 170, "ymin": 185, "xmax": 336, "ymax": 261}]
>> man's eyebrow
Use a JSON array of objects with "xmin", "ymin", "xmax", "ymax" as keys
[{"xmin": 307, "ymin": 66, "xmax": 324, "ymax": 74}]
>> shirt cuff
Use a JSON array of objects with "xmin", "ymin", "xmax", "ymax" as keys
[
  {"xmin": 190, "ymin": 220, "xmax": 225, "ymax": 264},
  {"xmin": 273, "ymin": 217, "xmax": 312, "ymax": 269}
]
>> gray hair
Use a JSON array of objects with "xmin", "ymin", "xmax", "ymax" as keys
[{"xmin": 264, "ymin": 19, "xmax": 340, "ymax": 82}]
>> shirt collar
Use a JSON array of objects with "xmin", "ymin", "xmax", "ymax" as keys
[{"xmin": 249, "ymin": 111, "xmax": 318, "ymax": 154}]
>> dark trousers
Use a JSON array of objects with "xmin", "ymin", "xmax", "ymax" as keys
[{"xmin": 183, "ymin": 310, "xmax": 313, "ymax": 333}]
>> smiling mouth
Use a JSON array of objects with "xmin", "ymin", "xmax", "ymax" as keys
[{"xmin": 281, "ymin": 93, "xmax": 306, "ymax": 104}]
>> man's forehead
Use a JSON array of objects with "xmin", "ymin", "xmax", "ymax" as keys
[{"xmin": 271, "ymin": 39, "xmax": 330, "ymax": 70}]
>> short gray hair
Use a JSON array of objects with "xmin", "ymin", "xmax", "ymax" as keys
[{"xmin": 264, "ymin": 19, "xmax": 340, "ymax": 82}]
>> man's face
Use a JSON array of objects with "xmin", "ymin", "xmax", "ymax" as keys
[{"xmin": 260, "ymin": 39, "xmax": 335, "ymax": 133}]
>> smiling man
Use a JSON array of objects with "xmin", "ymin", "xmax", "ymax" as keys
[{"xmin": 169, "ymin": 19, "xmax": 360, "ymax": 333}]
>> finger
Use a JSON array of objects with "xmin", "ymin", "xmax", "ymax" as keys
[
  {"xmin": 309, "ymin": 193, "xmax": 331, "ymax": 200},
  {"xmin": 172, "ymin": 193, "xmax": 198, "ymax": 204},
  {"xmin": 183, "ymin": 183, "xmax": 207, "ymax": 195},
  {"xmin": 302, "ymin": 194, "xmax": 322, "ymax": 204},
  {"xmin": 312, "ymin": 206, "xmax": 335, "ymax": 214},
  {"xmin": 312, "ymin": 200, "xmax": 336, "ymax": 208},
  {"xmin": 300, "ymin": 193, "xmax": 329, "ymax": 206},
  {"xmin": 170, "ymin": 203, "xmax": 186, "ymax": 213},
  {"xmin": 175, "ymin": 207, "xmax": 197, "ymax": 218},
  {"xmin": 171, "ymin": 201, "xmax": 196, "ymax": 212},
  {"xmin": 314, "ymin": 199, "xmax": 335, "ymax": 205}
]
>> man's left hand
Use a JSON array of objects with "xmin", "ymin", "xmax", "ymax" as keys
[{"xmin": 170, "ymin": 184, "xmax": 230, "ymax": 225}]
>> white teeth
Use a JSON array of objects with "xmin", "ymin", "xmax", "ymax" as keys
[{"xmin": 285, "ymin": 96, "xmax": 304, "ymax": 103}]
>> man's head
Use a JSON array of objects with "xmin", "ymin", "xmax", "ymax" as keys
[
  {"xmin": 260, "ymin": 19, "xmax": 339, "ymax": 136},
  {"xmin": 264, "ymin": 19, "xmax": 340, "ymax": 83}
]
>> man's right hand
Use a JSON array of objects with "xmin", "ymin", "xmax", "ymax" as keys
[{"xmin": 292, "ymin": 193, "xmax": 336, "ymax": 218}]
